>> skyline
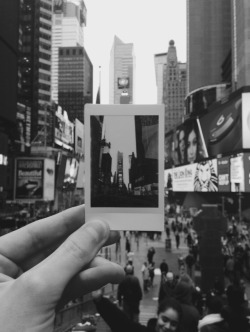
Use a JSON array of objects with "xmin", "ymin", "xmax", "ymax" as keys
[{"xmin": 84, "ymin": 0, "xmax": 187, "ymax": 104}]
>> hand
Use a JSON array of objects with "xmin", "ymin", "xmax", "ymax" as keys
[{"xmin": 0, "ymin": 205, "xmax": 125, "ymax": 331}]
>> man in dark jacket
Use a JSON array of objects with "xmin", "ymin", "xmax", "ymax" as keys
[{"xmin": 117, "ymin": 264, "xmax": 143, "ymax": 322}]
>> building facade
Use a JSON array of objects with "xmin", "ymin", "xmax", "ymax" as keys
[
  {"xmin": 162, "ymin": 41, "xmax": 186, "ymax": 133},
  {"xmin": 187, "ymin": 0, "xmax": 232, "ymax": 94},
  {"xmin": 51, "ymin": 0, "xmax": 87, "ymax": 103},
  {"xmin": 109, "ymin": 35, "xmax": 135, "ymax": 104},
  {"xmin": 18, "ymin": 0, "xmax": 53, "ymax": 147},
  {"xmin": 58, "ymin": 46, "xmax": 93, "ymax": 123}
]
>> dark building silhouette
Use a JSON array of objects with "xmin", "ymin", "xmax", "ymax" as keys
[{"xmin": 58, "ymin": 46, "xmax": 93, "ymax": 123}]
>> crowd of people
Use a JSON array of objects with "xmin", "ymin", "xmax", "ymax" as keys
[{"xmin": 92, "ymin": 215, "xmax": 250, "ymax": 332}]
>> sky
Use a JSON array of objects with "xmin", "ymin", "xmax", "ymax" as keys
[
  {"xmin": 103, "ymin": 116, "xmax": 136, "ymax": 187},
  {"xmin": 84, "ymin": 0, "xmax": 187, "ymax": 104}
]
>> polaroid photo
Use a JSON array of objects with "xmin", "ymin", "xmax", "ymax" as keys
[{"xmin": 84, "ymin": 104, "xmax": 165, "ymax": 231}]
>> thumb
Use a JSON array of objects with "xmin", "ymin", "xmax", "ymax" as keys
[{"xmin": 26, "ymin": 219, "xmax": 111, "ymax": 293}]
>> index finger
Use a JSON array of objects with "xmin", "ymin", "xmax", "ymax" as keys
[{"xmin": 0, "ymin": 205, "xmax": 85, "ymax": 264}]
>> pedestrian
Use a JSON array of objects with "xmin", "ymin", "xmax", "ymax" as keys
[
  {"xmin": 158, "ymin": 271, "xmax": 177, "ymax": 304},
  {"xmin": 160, "ymin": 258, "xmax": 169, "ymax": 279},
  {"xmin": 148, "ymin": 261, "xmax": 155, "ymax": 287},
  {"xmin": 117, "ymin": 264, "xmax": 143, "ymax": 323},
  {"xmin": 198, "ymin": 294, "xmax": 229, "ymax": 332},
  {"xmin": 93, "ymin": 291, "xmax": 183, "ymax": 332},
  {"xmin": 141, "ymin": 261, "xmax": 150, "ymax": 292},
  {"xmin": 173, "ymin": 281, "xmax": 200, "ymax": 332},
  {"xmin": 175, "ymin": 231, "xmax": 180, "ymax": 249},
  {"xmin": 147, "ymin": 246, "xmax": 155, "ymax": 264},
  {"xmin": 185, "ymin": 250, "xmax": 195, "ymax": 280}
]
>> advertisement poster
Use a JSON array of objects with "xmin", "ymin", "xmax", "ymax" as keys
[
  {"xmin": 43, "ymin": 158, "xmax": 55, "ymax": 201},
  {"xmin": 193, "ymin": 159, "xmax": 218, "ymax": 192},
  {"xmin": 230, "ymin": 154, "xmax": 245, "ymax": 192},
  {"xmin": 15, "ymin": 159, "xmax": 44, "ymax": 199},
  {"xmin": 54, "ymin": 106, "xmax": 74, "ymax": 149},
  {"xmin": 217, "ymin": 157, "xmax": 230, "ymax": 192},
  {"xmin": 172, "ymin": 163, "xmax": 197, "ymax": 192},
  {"xmin": 75, "ymin": 119, "xmax": 84, "ymax": 155},
  {"xmin": 174, "ymin": 119, "xmax": 207, "ymax": 166}
]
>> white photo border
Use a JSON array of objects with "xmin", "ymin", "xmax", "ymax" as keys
[{"xmin": 84, "ymin": 104, "xmax": 165, "ymax": 231}]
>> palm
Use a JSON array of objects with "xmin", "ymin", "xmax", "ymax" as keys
[{"xmin": 0, "ymin": 205, "xmax": 124, "ymax": 331}]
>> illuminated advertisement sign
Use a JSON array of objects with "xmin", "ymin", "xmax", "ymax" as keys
[
  {"xmin": 75, "ymin": 118, "xmax": 84, "ymax": 155},
  {"xmin": 15, "ymin": 159, "xmax": 44, "ymax": 199},
  {"xmin": 117, "ymin": 77, "xmax": 129, "ymax": 89},
  {"xmin": 217, "ymin": 157, "xmax": 230, "ymax": 192},
  {"xmin": 54, "ymin": 106, "xmax": 74, "ymax": 149},
  {"xmin": 63, "ymin": 158, "xmax": 79, "ymax": 190},
  {"xmin": 230, "ymin": 153, "xmax": 244, "ymax": 192},
  {"xmin": 43, "ymin": 158, "xmax": 55, "ymax": 201},
  {"xmin": 198, "ymin": 91, "xmax": 250, "ymax": 159},
  {"xmin": 15, "ymin": 158, "xmax": 55, "ymax": 200},
  {"xmin": 76, "ymin": 160, "xmax": 85, "ymax": 189}
]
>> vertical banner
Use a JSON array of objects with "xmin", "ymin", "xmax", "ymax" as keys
[
  {"xmin": 242, "ymin": 93, "xmax": 250, "ymax": 149},
  {"xmin": 230, "ymin": 153, "xmax": 245, "ymax": 192},
  {"xmin": 244, "ymin": 153, "xmax": 250, "ymax": 192},
  {"xmin": 217, "ymin": 157, "xmax": 230, "ymax": 192},
  {"xmin": 43, "ymin": 159, "xmax": 55, "ymax": 201}
]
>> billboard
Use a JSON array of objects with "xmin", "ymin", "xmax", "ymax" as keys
[
  {"xmin": 173, "ymin": 118, "xmax": 208, "ymax": 166},
  {"xmin": 54, "ymin": 106, "xmax": 74, "ymax": 150},
  {"xmin": 15, "ymin": 159, "xmax": 44, "ymax": 199},
  {"xmin": 172, "ymin": 159, "xmax": 218, "ymax": 192},
  {"xmin": 75, "ymin": 118, "xmax": 84, "ymax": 155},
  {"xmin": 117, "ymin": 77, "xmax": 129, "ymax": 89},
  {"xmin": 15, "ymin": 158, "xmax": 55, "ymax": 200},
  {"xmin": 198, "ymin": 91, "xmax": 250, "ymax": 159},
  {"xmin": 217, "ymin": 157, "xmax": 230, "ymax": 192}
]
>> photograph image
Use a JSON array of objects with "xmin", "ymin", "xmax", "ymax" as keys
[{"xmin": 90, "ymin": 115, "xmax": 159, "ymax": 207}]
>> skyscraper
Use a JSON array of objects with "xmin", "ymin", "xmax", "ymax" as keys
[
  {"xmin": 19, "ymin": 0, "xmax": 53, "ymax": 146},
  {"xmin": 51, "ymin": 0, "xmax": 87, "ymax": 103},
  {"xmin": 162, "ymin": 41, "xmax": 186, "ymax": 133},
  {"xmin": 187, "ymin": 0, "xmax": 232, "ymax": 94},
  {"xmin": 58, "ymin": 46, "xmax": 93, "ymax": 123},
  {"xmin": 109, "ymin": 36, "xmax": 135, "ymax": 104},
  {"xmin": 154, "ymin": 53, "xmax": 167, "ymax": 105}
]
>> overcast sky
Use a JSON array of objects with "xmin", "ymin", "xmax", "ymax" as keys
[{"xmin": 84, "ymin": 0, "xmax": 187, "ymax": 104}]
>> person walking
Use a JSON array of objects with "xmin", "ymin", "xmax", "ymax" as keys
[
  {"xmin": 117, "ymin": 264, "xmax": 143, "ymax": 323},
  {"xmin": 141, "ymin": 261, "xmax": 150, "ymax": 292}
]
